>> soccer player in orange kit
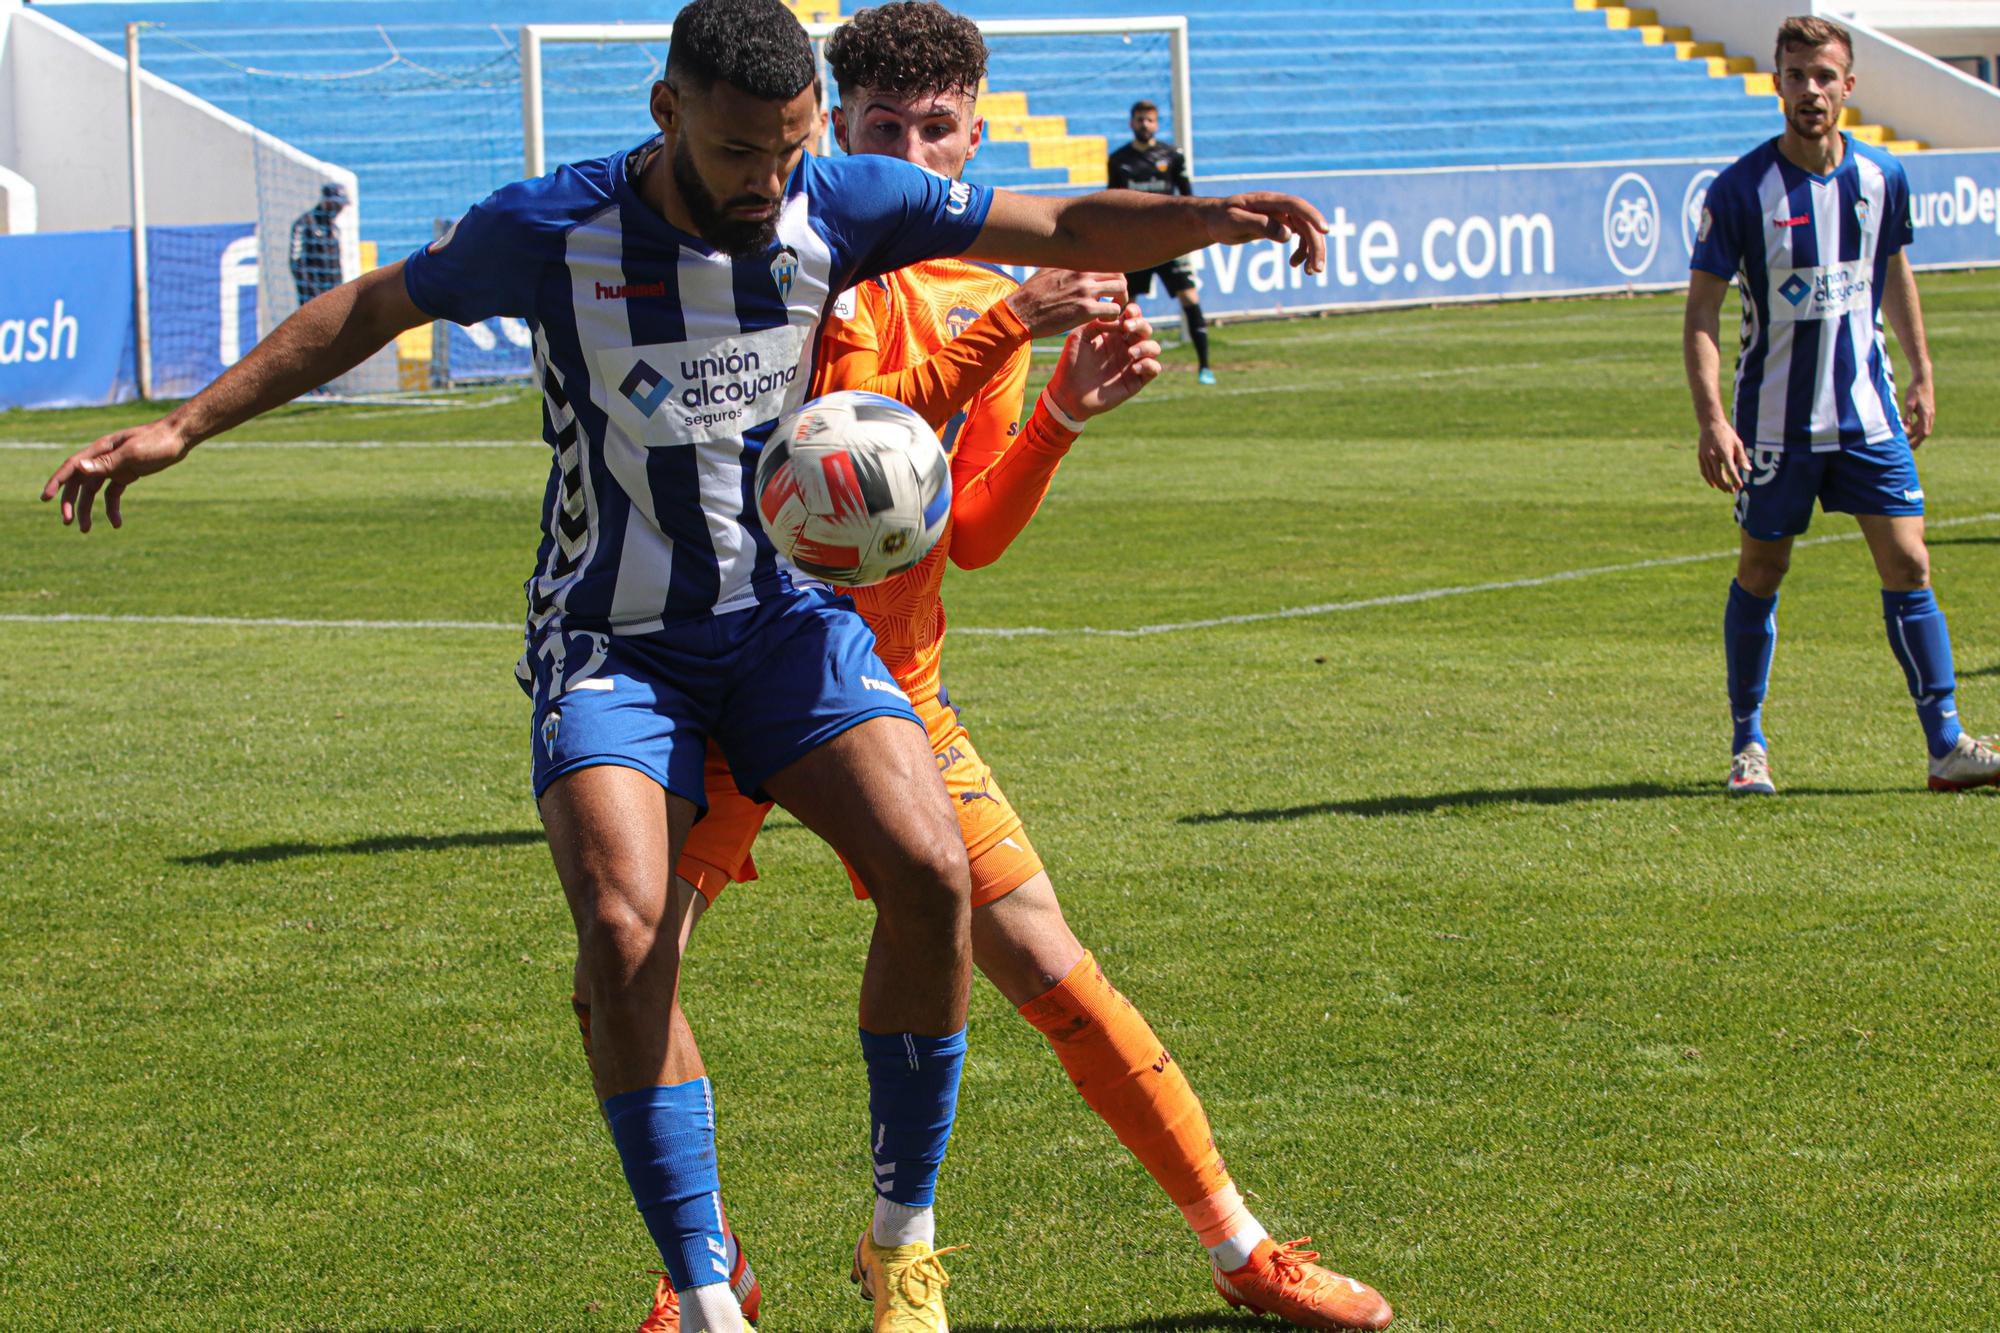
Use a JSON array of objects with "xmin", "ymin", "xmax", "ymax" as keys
[{"xmin": 593, "ymin": 4, "xmax": 1394, "ymax": 1329}]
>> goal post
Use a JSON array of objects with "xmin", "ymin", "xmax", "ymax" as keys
[{"xmin": 520, "ymin": 16, "xmax": 1193, "ymax": 182}]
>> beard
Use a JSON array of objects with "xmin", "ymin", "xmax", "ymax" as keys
[{"xmin": 672, "ymin": 137, "xmax": 781, "ymax": 258}]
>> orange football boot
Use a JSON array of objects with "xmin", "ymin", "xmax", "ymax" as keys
[
  {"xmin": 1212, "ymin": 1236, "xmax": 1393, "ymax": 1330},
  {"xmin": 635, "ymin": 1230, "xmax": 763, "ymax": 1332}
]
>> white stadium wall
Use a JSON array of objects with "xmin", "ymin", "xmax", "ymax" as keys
[
  {"xmin": 1663, "ymin": 0, "xmax": 2000, "ymax": 145},
  {"xmin": 1, "ymin": 6, "xmax": 358, "ymax": 232},
  {"xmin": 0, "ymin": 161, "xmax": 33, "ymax": 234},
  {"xmin": 0, "ymin": 3, "xmax": 394, "ymax": 393}
]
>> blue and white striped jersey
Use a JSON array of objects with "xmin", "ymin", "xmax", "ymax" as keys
[
  {"xmin": 1691, "ymin": 134, "xmax": 1915, "ymax": 450},
  {"xmin": 403, "ymin": 141, "xmax": 993, "ymax": 635}
]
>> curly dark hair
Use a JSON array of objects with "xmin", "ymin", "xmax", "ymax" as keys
[
  {"xmin": 666, "ymin": 0, "xmax": 816, "ymax": 100},
  {"xmin": 825, "ymin": 2, "xmax": 988, "ymax": 102}
]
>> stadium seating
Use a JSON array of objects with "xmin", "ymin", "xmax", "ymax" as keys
[{"xmin": 41, "ymin": 0, "xmax": 1886, "ymax": 258}]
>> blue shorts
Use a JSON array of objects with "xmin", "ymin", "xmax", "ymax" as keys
[
  {"xmin": 1734, "ymin": 435, "xmax": 1925, "ymax": 541},
  {"xmin": 517, "ymin": 587, "xmax": 920, "ymax": 805}
]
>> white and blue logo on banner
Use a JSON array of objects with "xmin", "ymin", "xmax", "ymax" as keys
[{"xmin": 0, "ymin": 231, "xmax": 136, "ymax": 409}]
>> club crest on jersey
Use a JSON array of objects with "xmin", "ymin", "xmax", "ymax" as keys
[
  {"xmin": 770, "ymin": 246, "xmax": 799, "ymax": 301},
  {"xmin": 541, "ymin": 707, "xmax": 561, "ymax": 758},
  {"xmin": 945, "ymin": 304, "xmax": 979, "ymax": 339},
  {"xmin": 1697, "ymin": 207, "xmax": 1714, "ymax": 244},
  {"xmin": 1854, "ymin": 197, "xmax": 1871, "ymax": 227}
]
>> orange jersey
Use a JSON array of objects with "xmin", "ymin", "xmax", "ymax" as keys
[{"xmin": 812, "ymin": 257, "xmax": 1077, "ymax": 704}]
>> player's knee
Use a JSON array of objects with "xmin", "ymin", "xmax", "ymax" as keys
[
  {"xmin": 1884, "ymin": 549, "xmax": 1930, "ymax": 590},
  {"xmin": 1738, "ymin": 555, "xmax": 1788, "ymax": 596},
  {"xmin": 867, "ymin": 825, "xmax": 971, "ymax": 929},
  {"xmin": 574, "ymin": 885, "xmax": 672, "ymax": 980}
]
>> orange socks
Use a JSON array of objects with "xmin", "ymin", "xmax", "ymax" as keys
[{"xmin": 1018, "ymin": 952, "xmax": 1238, "ymax": 1231}]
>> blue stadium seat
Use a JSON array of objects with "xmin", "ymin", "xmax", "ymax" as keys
[{"xmin": 42, "ymin": 0, "xmax": 1785, "ymax": 256}]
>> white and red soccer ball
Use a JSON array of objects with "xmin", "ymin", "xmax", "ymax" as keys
[{"xmin": 755, "ymin": 390, "xmax": 951, "ymax": 587}]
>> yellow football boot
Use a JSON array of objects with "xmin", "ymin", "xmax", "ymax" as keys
[{"xmin": 850, "ymin": 1230, "xmax": 964, "ymax": 1332}]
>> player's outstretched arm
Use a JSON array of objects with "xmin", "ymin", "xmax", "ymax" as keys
[
  {"xmin": 821, "ymin": 270, "xmax": 1127, "ymax": 434},
  {"xmin": 1684, "ymin": 270, "xmax": 1750, "ymax": 493},
  {"xmin": 951, "ymin": 306, "xmax": 1161, "ymax": 571},
  {"xmin": 41, "ymin": 262, "xmax": 430, "ymax": 532},
  {"xmin": 967, "ymin": 189, "xmax": 1327, "ymax": 278},
  {"xmin": 1881, "ymin": 251, "xmax": 1935, "ymax": 447}
]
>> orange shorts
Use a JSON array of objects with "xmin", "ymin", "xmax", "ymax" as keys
[{"xmin": 676, "ymin": 691, "xmax": 1042, "ymax": 908}]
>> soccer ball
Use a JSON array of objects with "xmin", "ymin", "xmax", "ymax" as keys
[{"xmin": 755, "ymin": 390, "xmax": 951, "ymax": 587}]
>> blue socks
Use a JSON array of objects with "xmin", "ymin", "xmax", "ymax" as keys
[
  {"xmin": 1883, "ymin": 588, "xmax": 1963, "ymax": 758},
  {"xmin": 603, "ymin": 1079, "xmax": 732, "ymax": 1292},
  {"xmin": 860, "ymin": 1027, "xmax": 966, "ymax": 1215},
  {"xmin": 1724, "ymin": 580, "xmax": 1779, "ymax": 752}
]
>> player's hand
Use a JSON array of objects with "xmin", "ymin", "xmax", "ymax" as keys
[
  {"xmin": 1904, "ymin": 375, "xmax": 1935, "ymax": 448},
  {"xmin": 1004, "ymin": 269, "xmax": 1129, "ymax": 339},
  {"xmin": 1203, "ymin": 192, "xmax": 1329, "ymax": 275},
  {"xmin": 1045, "ymin": 303, "xmax": 1162, "ymax": 423},
  {"xmin": 41, "ymin": 418, "xmax": 195, "ymax": 532},
  {"xmin": 1697, "ymin": 421, "xmax": 1751, "ymax": 493}
]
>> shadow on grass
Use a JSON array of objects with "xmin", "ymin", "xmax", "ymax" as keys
[
  {"xmin": 1182, "ymin": 779, "xmax": 1907, "ymax": 822},
  {"xmin": 290, "ymin": 1314, "xmax": 1272, "ymax": 1333},
  {"xmin": 1961, "ymin": 661, "xmax": 2000, "ymax": 679},
  {"xmin": 176, "ymin": 829, "xmax": 544, "ymax": 866},
  {"xmin": 1928, "ymin": 535, "xmax": 2000, "ymax": 546},
  {"xmin": 958, "ymin": 1315, "xmax": 1273, "ymax": 1333}
]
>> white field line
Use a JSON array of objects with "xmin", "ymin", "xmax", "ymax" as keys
[
  {"xmin": 7, "ymin": 512, "xmax": 1997, "ymax": 641},
  {"xmin": 0, "ymin": 612, "xmax": 517, "ymax": 632},
  {"xmin": 0, "ymin": 439, "xmax": 541, "ymax": 451}
]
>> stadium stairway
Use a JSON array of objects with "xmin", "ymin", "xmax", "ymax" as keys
[
  {"xmin": 1572, "ymin": 1, "xmax": 1926, "ymax": 153},
  {"xmin": 39, "ymin": 0, "xmax": 1926, "ymax": 260}
]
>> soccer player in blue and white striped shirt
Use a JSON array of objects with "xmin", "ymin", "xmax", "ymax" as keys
[
  {"xmin": 1685, "ymin": 15, "xmax": 1999, "ymax": 795},
  {"xmin": 40, "ymin": 2, "xmax": 1328, "ymax": 1326}
]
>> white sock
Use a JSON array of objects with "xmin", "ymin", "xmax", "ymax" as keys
[
  {"xmin": 675, "ymin": 1281, "xmax": 743, "ymax": 1333},
  {"xmin": 1206, "ymin": 1219, "xmax": 1269, "ymax": 1274},
  {"xmin": 873, "ymin": 1196, "xmax": 935, "ymax": 1248}
]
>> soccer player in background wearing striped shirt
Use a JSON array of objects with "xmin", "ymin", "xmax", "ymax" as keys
[
  {"xmin": 40, "ymin": 1, "xmax": 1330, "ymax": 1329},
  {"xmin": 1684, "ymin": 15, "xmax": 1999, "ymax": 795}
]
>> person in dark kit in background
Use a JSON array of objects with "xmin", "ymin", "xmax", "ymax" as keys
[
  {"xmin": 289, "ymin": 184, "xmax": 348, "ymax": 307},
  {"xmin": 1108, "ymin": 99, "xmax": 1215, "ymax": 383}
]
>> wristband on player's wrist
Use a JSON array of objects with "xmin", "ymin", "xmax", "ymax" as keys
[{"xmin": 1037, "ymin": 389, "xmax": 1088, "ymax": 433}]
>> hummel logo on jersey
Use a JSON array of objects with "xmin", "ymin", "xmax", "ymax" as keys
[
  {"xmin": 1779, "ymin": 274, "xmax": 1812, "ymax": 306},
  {"xmin": 862, "ymin": 675, "xmax": 910, "ymax": 700},
  {"xmin": 594, "ymin": 280, "xmax": 667, "ymax": 300},
  {"xmin": 770, "ymin": 245, "xmax": 799, "ymax": 301},
  {"xmin": 1773, "ymin": 214, "xmax": 1811, "ymax": 228},
  {"xmin": 619, "ymin": 360, "xmax": 675, "ymax": 417}
]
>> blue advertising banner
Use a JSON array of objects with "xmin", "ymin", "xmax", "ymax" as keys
[
  {"xmin": 0, "ymin": 230, "xmax": 135, "ymax": 410},
  {"xmin": 0, "ymin": 222, "xmax": 259, "ymax": 410},
  {"xmin": 1128, "ymin": 147, "xmax": 2000, "ymax": 320},
  {"xmin": 148, "ymin": 222, "xmax": 260, "ymax": 399},
  {"xmin": 443, "ymin": 317, "xmax": 534, "ymax": 382},
  {"xmin": 6, "ymin": 147, "xmax": 1995, "ymax": 406}
]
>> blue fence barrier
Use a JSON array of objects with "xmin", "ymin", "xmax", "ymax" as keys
[
  {"xmin": 0, "ymin": 230, "xmax": 136, "ymax": 410},
  {"xmin": 0, "ymin": 223, "xmax": 258, "ymax": 410},
  {"xmin": 7, "ymin": 148, "xmax": 1995, "ymax": 406},
  {"xmin": 1134, "ymin": 148, "xmax": 2000, "ymax": 320}
]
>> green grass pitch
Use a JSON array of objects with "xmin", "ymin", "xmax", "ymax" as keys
[{"xmin": 4, "ymin": 276, "xmax": 1998, "ymax": 1331}]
